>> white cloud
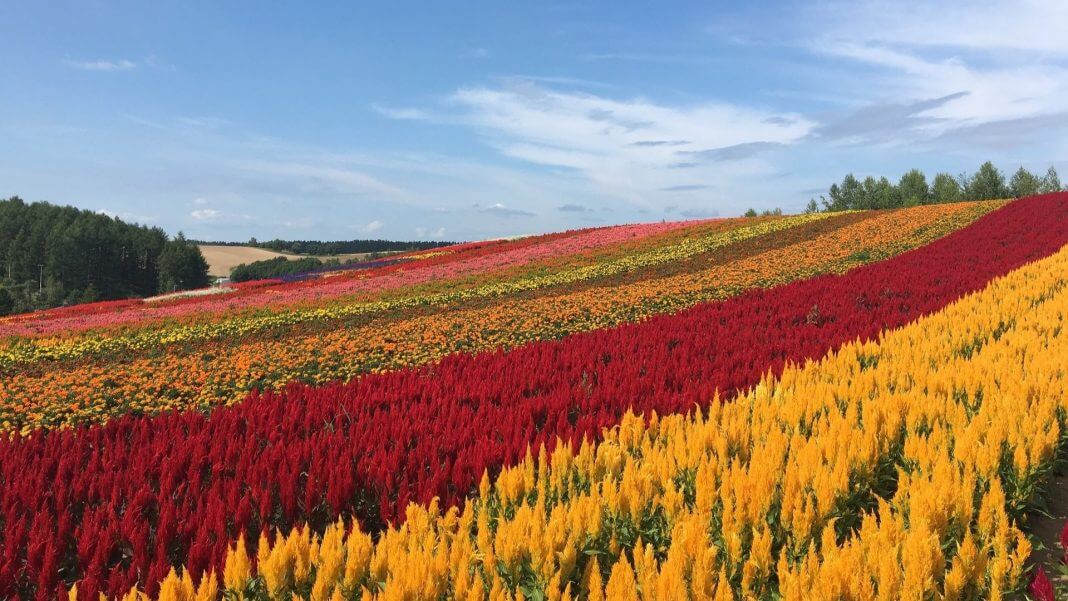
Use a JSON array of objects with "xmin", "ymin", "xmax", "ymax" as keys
[
  {"xmin": 476, "ymin": 202, "xmax": 536, "ymax": 218},
  {"xmin": 64, "ymin": 58, "xmax": 137, "ymax": 72},
  {"xmin": 192, "ymin": 197, "xmax": 209, "ymax": 205},
  {"xmin": 415, "ymin": 226, "xmax": 448, "ymax": 239},
  {"xmin": 191, "ymin": 208, "xmax": 219, "ymax": 221},
  {"xmin": 360, "ymin": 220, "xmax": 383, "ymax": 233},
  {"xmin": 819, "ymin": 42, "xmax": 1068, "ymax": 126},
  {"xmin": 804, "ymin": 0, "xmax": 1068, "ymax": 138},
  {"xmin": 811, "ymin": 0, "xmax": 1068, "ymax": 57},
  {"xmin": 230, "ymin": 159, "xmax": 404, "ymax": 197},
  {"xmin": 372, "ymin": 104, "xmax": 434, "ymax": 121},
  {"xmin": 440, "ymin": 82, "xmax": 811, "ymax": 207},
  {"xmin": 96, "ymin": 209, "xmax": 158, "ymax": 223}
]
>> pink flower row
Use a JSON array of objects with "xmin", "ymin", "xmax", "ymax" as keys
[{"xmin": 0, "ymin": 219, "xmax": 708, "ymax": 338}]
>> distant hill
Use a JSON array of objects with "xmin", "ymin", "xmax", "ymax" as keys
[
  {"xmin": 196, "ymin": 237, "xmax": 455, "ymax": 256},
  {"xmin": 197, "ymin": 244, "xmax": 391, "ymax": 279}
]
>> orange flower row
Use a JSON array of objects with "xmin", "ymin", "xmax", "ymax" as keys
[{"xmin": 0, "ymin": 202, "xmax": 995, "ymax": 433}]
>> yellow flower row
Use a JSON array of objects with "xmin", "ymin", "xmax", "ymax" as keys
[
  {"xmin": 0, "ymin": 203, "xmax": 990, "ymax": 432},
  {"xmin": 0, "ymin": 214, "xmax": 826, "ymax": 369},
  {"xmin": 100, "ymin": 208, "xmax": 1066, "ymax": 600}
]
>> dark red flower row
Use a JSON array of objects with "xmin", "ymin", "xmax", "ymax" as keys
[{"xmin": 2, "ymin": 195, "xmax": 1067, "ymax": 600}]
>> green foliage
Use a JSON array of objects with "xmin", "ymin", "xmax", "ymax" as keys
[
  {"xmin": 963, "ymin": 161, "xmax": 1009, "ymax": 200},
  {"xmin": 0, "ymin": 286, "xmax": 13, "ymax": 316},
  {"xmin": 157, "ymin": 232, "xmax": 211, "ymax": 293},
  {"xmin": 804, "ymin": 198, "xmax": 820, "ymax": 214},
  {"xmin": 1009, "ymin": 167, "xmax": 1041, "ymax": 198},
  {"xmin": 897, "ymin": 169, "xmax": 930, "ymax": 206},
  {"xmin": 931, "ymin": 173, "xmax": 962, "ymax": 204},
  {"xmin": 0, "ymin": 196, "xmax": 168, "ymax": 313},
  {"xmin": 230, "ymin": 256, "xmax": 325, "ymax": 282},
  {"xmin": 201, "ymin": 237, "xmax": 455, "ymax": 255},
  {"xmin": 813, "ymin": 162, "xmax": 1058, "ymax": 213},
  {"xmin": 1040, "ymin": 166, "xmax": 1062, "ymax": 193},
  {"xmin": 822, "ymin": 173, "xmax": 862, "ymax": 212},
  {"xmin": 743, "ymin": 208, "xmax": 758, "ymax": 217},
  {"xmin": 861, "ymin": 176, "xmax": 900, "ymax": 210}
]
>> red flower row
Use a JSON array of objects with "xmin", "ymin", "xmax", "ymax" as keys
[{"xmin": 2, "ymin": 195, "xmax": 1067, "ymax": 600}]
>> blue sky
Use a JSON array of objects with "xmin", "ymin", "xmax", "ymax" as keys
[{"xmin": 2, "ymin": 1, "xmax": 1067, "ymax": 242}]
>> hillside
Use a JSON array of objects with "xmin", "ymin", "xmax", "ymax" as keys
[
  {"xmin": 2, "ymin": 195, "xmax": 1068, "ymax": 600},
  {"xmin": 197, "ymin": 244, "xmax": 378, "ymax": 278},
  {"xmin": 0, "ymin": 198, "xmax": 209, "ymax": 315}
]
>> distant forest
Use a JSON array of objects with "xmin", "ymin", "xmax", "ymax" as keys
[
  {"xmin": 0, "ymin": 197, "xmax": 209, "ymax": 316},
  {"xmin": 229, "ymin": 256, "xmax": 331, "ymax": 283},
  {"xmin": 744, "ymin": 162, "xmax": 1063, "ymax": 216},
  {"xmin": 200, "ymin": 237, "xmax": 456, "ymax": 255}
]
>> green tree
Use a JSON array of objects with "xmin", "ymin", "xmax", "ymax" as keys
[
  {"xmin": 964, "ymin": 161, "xmax": 1009, "ymax": 200},
  {"xmin": 1040, "ymin": 166, "xmax": 1062, "ymax": 193},
  {"xmin": 1009, "ymin": 167, "xmax": 1041, "ymax": 198},
  {"xmin": 804, "ymin": 198, "xmax": 820, "ymax": 214},
  {"xmin": 822, "ymin": 174, "xmax": 862, "ymax": 211},
  {"xmin": 858, "ymin": 176, "xmax": 899, "ymax": 210},
  {"xmin": 743, "ymin": 208, "xmax": 758, "ymax": 217},
  {"xmin": 931, "ymin": 173, "xmax": 962, "ymax": 203},
  {"xmin": 0, "ymin": 196, "xmax": 167, "ymax": 313},
  {"xmin": 897, "ymin": 169, "xmax": 929, "ymax": 206},
  {"xmin": 158, "ymin": 232, "xmax": 210, "ymax": 293},
  {"xmin": 0, "ymin": 287, "xmax": 13, "ymax": 316},
  {"xmin": 230, "ymin": 256, "xmax": 323, "ymax": 282}
]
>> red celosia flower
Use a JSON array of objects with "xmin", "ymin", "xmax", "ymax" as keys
[
  {"xmin": 1031, "ymin": 566, "xmax": 1056, "ymax": 601},
  {"xmin": 1, "ymin": 194, "xmax": 1068, "ymax": 599}
]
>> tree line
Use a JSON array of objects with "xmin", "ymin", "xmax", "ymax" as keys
[
  {"xmin": 743, "ymin": 162, "xmax": 1062, "ymax": 217},
  {"xmin": 807, "ymin": 162, "xmax": 1061, "ymax": 213},
  {"xmin": 0, "ymin": 197, "xmax": 209, "ymax": 315},
  {"xmin": 229, "ymin": 256, "xmax": 329, "ymax": 282},
  {"xmin": 199, "ymin": 237, "xmax": 455, "ymax": 255}
]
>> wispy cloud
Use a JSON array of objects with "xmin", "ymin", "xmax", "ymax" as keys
[
  {"xmin": 806, "ymin": 93, "xmax": 968, "ymax": 144},
  {"xmin": 372, "ymin": 104, "xmax": 434, "ymax": 121},
  {"xmin": 415, "ymin": 226, "xmax": 448, "ymax": 238},
  {"xmin": 461, "ymin": 48, "xmax": 490, "ymax": 59},
  {"xmin": 810, "ymin": 0, "xmax": 1068, "ymax": 57},
  {"xmin": 358, "ymin": 220, "xmax": 384, "ymax": 233},
  {"xmin": 801, "ymin": 0, "xmax": 1068, "ymax": 147},
  {"xmin": 558, "ymin": 203, "xmax": 592, "ymax": 212},
  {"xmin": 677, "ymin": 141, "xmax": 784, "ymax": 162},
  {"xmin": 64, "ymin": 58, "xmax": 137, "ymax": 72},
  {"xmin": 229, "ymin": 159, "xmax": 405, "ymax": 197},
  {"xmin": 659, "ymin": 184, "xmax": 711, "ymax": 192},
  {"xmin": 497, "ymin": 75, "xmax": 613, "ymax": 90},
  {"xmin": 580, "ymin": 52, "xmax": 717, "ymax": 64},
  {"xmin": 476, "ymin": 202, "xmax": 536, "ymax": 218},
  {"xmin": 97, "ymin": 209, "xmax": 159, "ymax": 223},
  {"xmin": 936, "ymin": 112, "xmax": 1068, "ymax": 149},
  {"xmin": 629, "ymin": 140, "xmax": 690, "ymax": 147},
  {"xmin": 191, "ymin": 208, "xmax": 219, "ymax": 221},
  {"xmin": 440, "ymin": 82, "xmax": 812, "ymax": 211}
]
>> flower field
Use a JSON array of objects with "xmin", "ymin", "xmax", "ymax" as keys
[{"xmin": 3, "ymin": 195, "xmax": 1068, "ymax": 600}]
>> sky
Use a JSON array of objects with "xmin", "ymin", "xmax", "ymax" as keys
[{"xmin": 2, "ymin": 1, "xmax": 1067, "ymax": 242}]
